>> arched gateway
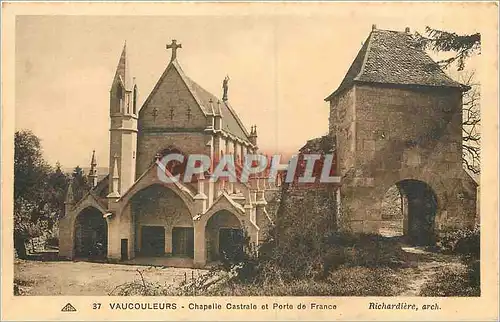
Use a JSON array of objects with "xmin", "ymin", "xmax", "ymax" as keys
[
  {"xmin": 205, "ymin": 210, "xmax": 244, "ymax": 262},
  {"xmin": 380, "ymin": 180, "xmax": 438, "ymax": 245},
  {"xmin": 130, "ymin": 184, "xmax": 193, "ymax": 258},
  {"xmin": 74, "ymin": 206, "xmax": 108, "ymax": 259}
]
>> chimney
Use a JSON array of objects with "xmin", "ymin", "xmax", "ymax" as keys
[
  {"xmin": 372, "ymin": 24, "xmax": 377, "ymax": 31},
  {"xmin": 405, "ymin": 27, "xmax": 410, "ymax": 33}
]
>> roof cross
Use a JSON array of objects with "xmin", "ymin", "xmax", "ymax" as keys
[{"xmin": 166, "ymin": 39, "xmax": 182, "ymax": 61}]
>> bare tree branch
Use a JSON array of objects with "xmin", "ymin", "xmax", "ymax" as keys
[{"xmin": 460, "ymin": 71, "xmax": 481, "ymax": 174}]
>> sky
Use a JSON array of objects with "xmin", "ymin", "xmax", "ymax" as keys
[{"xmin": 15, "ymin": 4, "xmax": 485, "ymax": 169}]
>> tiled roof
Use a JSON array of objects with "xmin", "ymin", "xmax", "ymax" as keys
[
  {"xmin": 325, "ymin": 29, "xmax": 466, "ymax": 101},
  {"xmin": 182, "ymin": 74, "xmax": 250, "ymax": 142}
]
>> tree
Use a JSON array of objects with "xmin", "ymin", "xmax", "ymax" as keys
[
  {"xmin": 47, "ymin": 162, "xmax": 71, "ymax": 224},
  {"xmin": 416, "ymin": 27, "xmax": 481, "ymax": 174},
  {"xmin": 71, "ymin": 165, "xmax": 90, "ymax": 202},
  {"xmin": 14, "ymin": 131, "xmax": 70, "ymax": 258},
  {"xmin": 415, "ymin": 26, "xmax": 481, "ymax": 71},
  {"xmin": 459, "ymin": 72, "xmax": 480, "ymax": 174},
  {"xmin": 14, "ymin": 130, "xmax": 52, "ymax": 257}
]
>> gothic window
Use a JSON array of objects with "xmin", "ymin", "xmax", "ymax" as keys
[
  {"xmin": 133, "ymin": 85, "xmax": 138, "ymax": 114},
  {"xmin": 116, "ymin": 83, "xmax": 123, "ymax": 99},
  {"xmin": 116, "ymin": 83, "xmax": 123, "ymax": 113}
]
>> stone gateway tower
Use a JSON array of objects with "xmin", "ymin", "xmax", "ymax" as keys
[
  {"xmin": 59, "ymin": 40, "xmax": 275, "ymax": 267},
  {"xmin": 326, "ymin": 26, "xmax": 478, "ymax": 243}
]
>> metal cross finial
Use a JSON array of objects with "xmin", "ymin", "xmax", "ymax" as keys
[{"xmin": 166, "ymin": 39, "xmax": 182, "ymax": 61}]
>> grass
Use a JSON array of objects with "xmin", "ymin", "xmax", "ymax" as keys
[
  {"xmin": 191, "ymin": 267, "xmax": 407, "ymax": 296},
  {"xmin": 419, "ymin": 264, "xmax": 480, "ymax": 297}
]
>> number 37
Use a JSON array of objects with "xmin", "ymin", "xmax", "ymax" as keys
[{"xmin": 92, "ymin": 303, "xmax": 101, "ymax": 310}]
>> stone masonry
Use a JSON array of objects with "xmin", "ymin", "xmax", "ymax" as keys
[{"xmin": 59, "ymin": 40, "xmax": 275, "ymax": 267}]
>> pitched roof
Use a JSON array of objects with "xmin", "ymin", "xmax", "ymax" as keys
[
  {"xmin": 325, "ymin": 29, "xmax": 466, "ymax": 101},
  {"xmin": 182, "ymin": 73, "xmax": 250, "ymax": 141},
  {"xmin": 141, "ymin": 59, "xmax": 251, "ymax": 143}
]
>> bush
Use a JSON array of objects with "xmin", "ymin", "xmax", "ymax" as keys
[
  {"xmin": 437, "ymin": 225, "xmax": 480, "ymax": 256},
  {"xmin": 424, "ymin": 225, "xmax": 480, "ymax": 296},
  {"xmin": 419, "ymin": 266, "xmax": 480, "ymax": 297},
  {"xmin": 218, "ymin": 230, "xmax": 261, "ymax": 283},
  {"xmin": 221, "ymin": 228, "xmax": 410, "ymax": 285},
  {"xmin": 323, "ymin": 233, "xmax": 409, "ymax": 269},
  {"xmin": 195, "ymin": 267, "xmax": 406, "ymax": 296},
  {"xmin": 210, "ymin": 185, "xmax": 411, "ymax": 289}
]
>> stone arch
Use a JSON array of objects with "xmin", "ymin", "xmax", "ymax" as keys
[
  {"xmin": 130, "ymin": 184, "xmax": 194, "ymax": 257},
  {"xmin": 379, "ymin": 179, "xmax": 438, "ymax": 245},
  {"xmin": 157, "ymin": 145, "xmax": 183, "ymax": 157},
  {"xmin": 73, "ymin": 206, "xmax": 107, "ymax": 259},
  {"xmin": 155, "ymin": 145, "xmax": 189, "ymax": 179},
  {"xmin": 204, "ymin": 209, "xmax": 244, "ymax": 262},
  {"xmin": 118, "ymin": 165, "xmax": 196, "ymax": 217}
]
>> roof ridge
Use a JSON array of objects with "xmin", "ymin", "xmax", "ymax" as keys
[
  {"xmin": 170, "ymin": 60, "xmax": 208, "ymax": 117},
  {"xmin": 139, "ymin": 60, "xmax": 207, "ymax": 117},
  {"xmin": 181, "ymin": 73, "xmax": 251, "ymax": 143},
  {"xmin": 372, "ymin": 28, "xmax": 409, "ymax": 34},
  {"xmin": 354, "ymin": 31, "xmax": 375, "ymax": 81},
  {"xmin": 223, "ymin": 101, "xmax": 251, "ymax": 138}
]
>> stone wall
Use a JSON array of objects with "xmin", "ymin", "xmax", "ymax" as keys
[
  {"xmin": 139, "ymin": 67, "xmax": 207, "ymax": 130},
  {"xmin": 136, "ymin": 64, "xmax": 209, "ymax": 176},
  {"xmin": 275, "ymin": 183, "xmax": 338, "ymax": 236},
  {"xmin": 332, "ymin": 84, "xmax": 477, "ymax": 235},
  {"xmin": 329, "ymin": 88, "xmax": 355, "ymax": 173},
  {"xmin": 136, "ymin": 132, "xmax": 210, "ymax": 176}
]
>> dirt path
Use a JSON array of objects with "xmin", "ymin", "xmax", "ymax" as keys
[
  {"xmin": 15, "ymin": 259, "xmax": 206, "ymax": 296},
  {"xmin": 398, "ymin": 246, "xmax": 464, "ymax": 296}
]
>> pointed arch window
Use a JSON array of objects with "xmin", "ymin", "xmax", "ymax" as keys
[
  {"xmin": 116, "ymin": 83, "xmax": 124, "ymax": 113},
  {"xmin": 133, "ymin": 85, "xmax": 138, "ymax": 114},
  {"xmin": 116, "ymin": 83, "xmax": 123, "ymax": 98}
]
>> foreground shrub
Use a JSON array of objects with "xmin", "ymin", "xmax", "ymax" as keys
[
  {"xmin": 323, "ymin": 233, "xmax": 409, "ymax": 269},
  {"xmin": 425, "ymin": 224, "xmax": 480, "ymax": 296},
  {"xmin": 437, "ymin": 225, "xmax": 480, "ymax": 257},
  {"xmin": 211, "ymin": 231, "xmax": 411, "ymax": 288},
  {"xmin": 419, "ymin": 265, "xmax": 480, "ymax": 297},
  {"xmin": 196, "ymin": 266, "xmax": 406, "ymax": 296}
]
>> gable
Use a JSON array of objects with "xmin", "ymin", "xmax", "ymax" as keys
[
  {"xmin": 139, "ymin": 63, "xmax": 207, "ymax": 130},
  {"xmin": 139, "ymin": 60, "xmax": 251, "ymax": 144}
]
